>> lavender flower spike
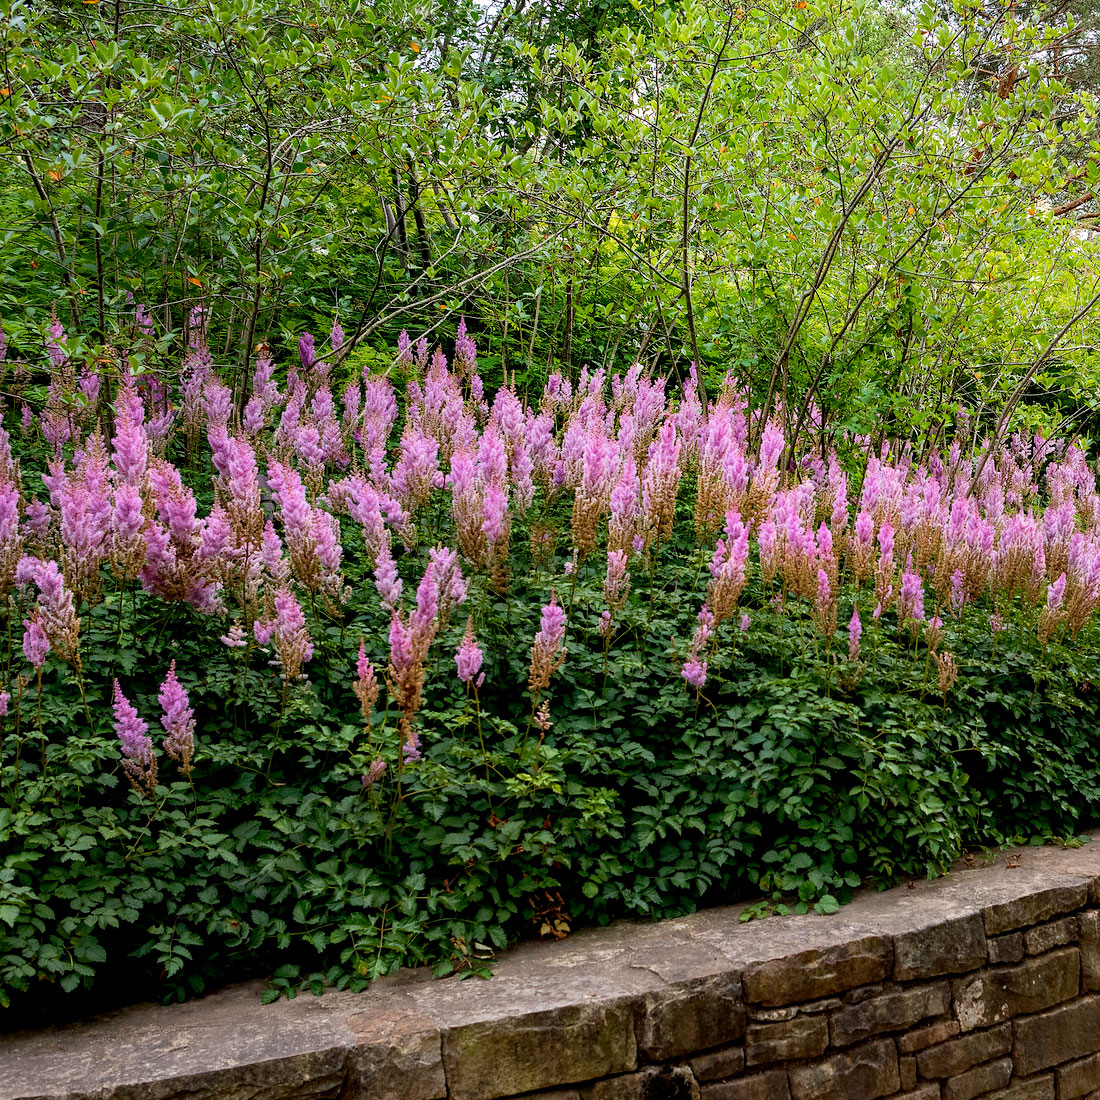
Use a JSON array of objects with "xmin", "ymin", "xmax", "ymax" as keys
[
  {"xmin": 159, "ymin": 661, "xmax": 195, "ymax": 775},
  {"xmin": 113, "ymin": 679, "xmax": 158, "ymax": 795}
]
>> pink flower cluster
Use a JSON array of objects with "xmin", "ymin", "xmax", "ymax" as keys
[{"xmin": 5, "ymin": 309, "xmax": 1100, "ymax": 773}]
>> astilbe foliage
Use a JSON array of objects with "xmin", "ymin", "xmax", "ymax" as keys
[{"xmin": 8, "ymin": 312, "xmax": 1100, "ymax": 1011}]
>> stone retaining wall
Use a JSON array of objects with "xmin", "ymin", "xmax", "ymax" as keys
[{"xmin": 9, "ymin": 838, "xmax": 1100, "ymax": 1100}]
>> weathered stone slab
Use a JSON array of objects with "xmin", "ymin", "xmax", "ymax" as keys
[
  {"xmin": 898, "ymin": 1055, "xmax": 917, "ymax": 1091},
  {"xmin": 989, "ymin": 933, "xmax": 1025, "ymax": 965},
  {"xmin": 745, "ymin": 1015, "xmax": 827, "ymax": 1065},
  {"xmin": 741, "ymin": 937, "xmax": 892, "ymax": 1006},
  {"xmin": 0, "ymin": 980, "xmax": 362, "ymax": 1100},
  {"xmin": 829, "ymin": 982, "xmax": 948, "ymax": 1046},
  {"xmin": 980, "ymin": 878, "xmax": 1088, "ymax": 936},
  {"xmin": 952, "ymin": 948, "xmax": 1079, "ymax": 1030},
  {"xmin": 942, "ymin": 1058, "xmax": 1013, "ymax": 1100},
  {"xmin": 441, "ymin": 1001, "xmax": 638, "ymax": 1100},
  {"xmin": 893, "ymin": 913, "xmax": 988, "ymax": 981},
  {"xmin": 916, "ymin": 1023, "xmax": 1012, "ymax": 1078},
  {"xmin": 1013, "ymin": 994, "xmax": 1100, "ymax": 1075},
  {"xmin": 701, "ymin": 1072, "xmax": 789, "ymax": 1100},
  {"xmin": 1024, "ymin": 916, "xmax": 1078, "ymax": 955},
  {"xmin": 1057, "ymin": 1052, "xmax": 1100, "ymax": 1100},
  {"xmin": 637, "ymin": 973, "xmax": 745, "ymax": 1062},
  {"xmin": 897, "ymin": 1018, "xmax": 960, "ymax": 1053},
  {"xmin": 787, "ymin": 1039, "xmax": 899, "ymax": 1100},
  {"xmin": 344, "ymin": 1001, "xmax": 446, "ymax": 1100},
  {"xmin": 1079, "ymin": 910, "xmax": 1100, "ymax": 991},
  {"xmin": 690, "ymin": 1047, "xmax": 745, "ymax": 1084}
]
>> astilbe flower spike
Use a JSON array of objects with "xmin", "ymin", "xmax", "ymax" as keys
[
  {"xmin": 528, "ymin": 596, "xmax": 567, "ymax": 697},
  {"xmin": 113, "ymin": 679, "xmax": 157, "ymax": 796},
  {"xmin": 353, "ymin": 639, "xmax": 379, "ymax": 724},
  {"xmin": 159, "ymin": 661, "xmax": 195, "ymax": 776},
  {"xmin": 455, "ymin": 617, "xmax": 484, "ymax": 688},
  {"xmin": 848, "ymin": 606, "xmax": 862, "ymax": 662}
]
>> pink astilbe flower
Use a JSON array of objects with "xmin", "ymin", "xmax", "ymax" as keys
[
  {"xmin": 642, "ymin": 421, "xmax": 684, "ymax": 549},
  {"xmin": 455, "ymin": 617, "xmax": 484, "ymax": 687},
  {"xmin": 269, "ymin": 588, "xmax": 314, "ymax": 680},
  {"xmin": 373, "ymin": 545, "xmax": 403, "ymax": 610},
  {"xmin": 17, "ymin": 557, "xmax": 80, "ymax": 659},
  {"xmin": 267, "ymin": 461, "xmax": 344, "ymax": 598},
  {"xmin": 113, "ymin": 679, "xmax": 157, "ymax": 796},
  {"xmin": 528, "ymin": 596, "xmax": 567, "ymax": 696},
  {"xmin": 681, "ymin": 604, "xmax": 715, "ymax": 691},
  {"xmin": 427, "ymin": 544, "xmax": 468, "ymax": 625},
  {"xmin": 392, "ymin": 429, "xmax": 439, "ymax": 513},
  {"xmin": 220, "ymin": 621, "xmax": 247, "ymax": 648},
  {"xmin": 112, "ymin": 382, "xmax": 148, "ymax": 485},
  {"xmin": 604, "ymin": 548, "xmax": 630, "ymax": 616},
  {"xmin": 46, "ymin": 311, "xmax": 68, "ymax": 368},
  {"xmin": 848, "ymin": 606, "xmax": 862, "ymax": 661},
  {"xmin": 608, "ymin": 456, "xmax": 640, "ymax": 555},
  {"xmin": 353, "ymin": 639, "xmax": 379, "ymax": 723},
  {"xmin": 898, "ymin": 567, "xmax": 925, "ymax": 628},
  {"xmin": 1039, "ymin": 572, "xmax": 1068, "ymax": 644},
  {"xmin": 22, "ymin": 617, "xmax": 49, "ymax": 669},
  {"xmin": 707, "ymin": 511, "xmax": 750, "ymax": 625},
  {"xmin": 681, "ymin": 657, "xmax": 708, "ymax": 689},
  {"xmin": 397, "ymin": 330, "xmax": 413, "ymax": 367},
  {"xmin": 0, "ymin": 477, "xmax": 22, "ymax": 598},
  {"xmin": 0, "ymin": 691, "xmax": 10, "ymax": 718},
  {"xmin": 110, "ymin": 482, "xmax": 147, "ymax": 583},
  {"xmin": 813, "ymin": 567, "xmax": 837, "ymax": 636},
  {"xmin": 454, "ymin": 317, "xmax": 477, "ymax": 376},
  {"xmin": 159, "ymin": 661, "xmax": 195, "ymax": 775},
  {"xmin": 362, "ymin": 757, "xmax": 387, "ymax": 789}
]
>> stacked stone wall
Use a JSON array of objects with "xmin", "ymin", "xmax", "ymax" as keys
[{"xmin": 10, "ymin": 840, "xmax": 1100, "ymax": 1100}]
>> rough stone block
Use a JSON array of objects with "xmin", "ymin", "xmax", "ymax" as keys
[
  {"xmin": 952, "ymin": 949, "xmax": 1080, "ymax": 1031},
  {"xmin": 915, "ymin": 1023, "xmax": 1012, "ymax": 1078},
  {"xmin": 346, "ymin": 1004, "xmax": 447, "ymax": 1100},
  {"xmin": 745, "ymin": 1016, "xmax": 827, "ymax": 1066},
  {"xmin": 637, "ymin": 973, "xmax": 746, "ymax": 1062},
  {"xmin": 1012, "ymin": 994, "xmax": 1100, "ymax": 1076},
  {"xmin": 1080, "ymin": 911, "xmax": 1100, "ymax": 992},
  {"xmin": 1057, "ymin": 1053, "xmax": 1100, "ymax": 1100},
  {"xmin": 829, "ymin": 982, "xmax": 949, "ymax": 1047},
  {"xmin": 690, "ymin": 1047, "xmax": 745, "ymax": 1084},
  {"xmin": 787, "ymin": 1039, "xmax": 899, "ymax": 1100},
  {"xmin": 1025, "ymin": 917, "xmax": 1079, "ymax": 956},
  {"xmin": 984, "ymin": 1078, "xmax": 1055, "ymax": 1100},
  {"xmin": 989, "ymin": 933, "xmax": 1025, "ymax": 966},
  {"xmin": 702, "ymin": 1071, "xmax": 789, "ymax": 1100},
  {"xmin": 801, "ymin": 998, "xmax": 842, "ymax": 1015},
  {"xmin": 442, "ymin": 1001, "xmax": 637, "ymax": 1100},
  {"xmin": 742, "ymin": 937, "xmax": 892, "ymax": 1007},
  {"xmin": 894, "ymin": 1088, "xmax": 940, "ymax": 1100},
  {"xmin": 894, "ymin": 914, "xmax": 989, "ymax": 981},
  {"xmin": 582, "ymin": 1066, "xmax": 699, "ymax": 1100},
  {"xmin": 982, "ymin": 884, "xmax": 1088, "ymax": 936},
  {"xmin": 897, "ymin": 1019, "xmax": 960, "ymax": 1054},
  {"xmin": 899, "ymin": 1056, "xmax": 916, "ymax": 1091},
  {"xmin": 942, "ymin": 1057, "xmax": 1013, "ymax": 1100}
]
